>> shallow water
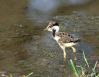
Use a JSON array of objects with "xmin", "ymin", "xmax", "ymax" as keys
[{"xmin": 0, "ymin": 0, "xmax": 99, "ymax": 77}]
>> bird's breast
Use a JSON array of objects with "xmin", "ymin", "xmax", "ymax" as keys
[{"xmin": 53, "ymin": 36, "xmax": 60, "ymax": 41}]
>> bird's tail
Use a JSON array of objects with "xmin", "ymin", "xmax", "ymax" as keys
[{"xmin": 74, "ymin": 38, "xmax": 81, "ymax": 43}]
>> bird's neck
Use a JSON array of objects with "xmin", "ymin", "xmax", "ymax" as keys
[
  {"xmin": 52, "ymin": 26, "xmax": 59, "ymax": 32},
  {"xmin": 52, "ymin": 26, "xmax": 59, "ymax": 37},
  {"xmin": 52, "ymin": 30, "xmax": 59, "ymax": 37},
  {"xmin": 52, "ymin": 29, "xmax": 56, "ymax": 37}
]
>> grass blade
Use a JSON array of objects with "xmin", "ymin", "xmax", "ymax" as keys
[
  {"xmin": 83, "ymin": 51, "xmax": 89, "ymax": 68},
  {"xmin": 93, "ymin": 61, "xmax": 98, "ymax": 72},
  {"xmin": 70, "ymin": 59, "xmax": 79, "ymax": 77},
  {"xmin": 96, "ymin": 74, "xmax": 99, "ymax": 77},
  {"xmin": 26, "ymin": 72, "xmax": 33, "ymax": 77}
]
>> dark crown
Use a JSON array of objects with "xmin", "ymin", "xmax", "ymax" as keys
[{"xmin": 53, "ymin": 22, "xmax": 59, "ymax": 26}]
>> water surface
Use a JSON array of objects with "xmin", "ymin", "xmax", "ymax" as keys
[{"xmin": 0, "ymin": 0, "xmax": 99, "ymax": 77}]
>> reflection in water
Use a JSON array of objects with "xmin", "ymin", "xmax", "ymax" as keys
[
  {"xmin": 64, "ymin": 0, "xmax": 91, "ymax": 5},
  {"xmin": 27, "ymin": 0, "xmax": 60, "ymax": 24},
  {"xmin": 27, "ymin": 0, "xmax": 93, "ymax": 24},
  {"xmin": 29, "ymin": 0, "xmax": 59, "ymax": 12}
]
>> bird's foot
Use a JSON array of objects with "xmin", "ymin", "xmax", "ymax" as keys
[
  {"xmin": 60, "ymin": 64, "xmax": 66, "ymax": 68},
  {"xmin": 60, "ymin": 61, "xmax": 66, "ymax": 68}
]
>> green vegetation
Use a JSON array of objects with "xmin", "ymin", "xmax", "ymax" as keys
[
  {"xmin": 70, "ymin": 51, "xmax": 99, "ymax": 77},
  {"xmin": 0, "ymin": 72, "xmax": 33, "ymax": 77}
]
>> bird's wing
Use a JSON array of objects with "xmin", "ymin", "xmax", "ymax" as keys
[{"xmin": 56, "ymin": 32, "xmax": 80, "ymax": 43}]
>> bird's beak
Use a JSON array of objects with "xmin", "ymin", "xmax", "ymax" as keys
[{"xmin": 43, "ymin": 28, "xmax": 47, "ymax": 31}]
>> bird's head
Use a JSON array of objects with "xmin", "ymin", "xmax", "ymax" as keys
[{"xmin": 44, "ymin": 21, "xmax": 59, "ymax": 33}]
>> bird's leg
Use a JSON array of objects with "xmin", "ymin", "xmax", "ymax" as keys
[
  {"xmin": 58, "ymin": 42, "xmax": 66, "ymax": 67},
  {"xmin": 71, "ymin": 47, "xmax": 77, "ymax": 64},
  {"xmin": 62, "ymin": 47, "xmax": 66, "ymax": 65}
]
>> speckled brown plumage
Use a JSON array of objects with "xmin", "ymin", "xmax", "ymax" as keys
[{"xmin": 56, "ymin": 32, "xmax": 80, "ymax": 43}]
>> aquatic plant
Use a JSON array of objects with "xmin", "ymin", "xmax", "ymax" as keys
[{"xmin": 70, "ymin": 51, "xmax": 99, "ymax": 77}]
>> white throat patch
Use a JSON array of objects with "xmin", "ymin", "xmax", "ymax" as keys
[{"xmin": 52, "ymin": 26, "xmax": 59, "ymax": 33}]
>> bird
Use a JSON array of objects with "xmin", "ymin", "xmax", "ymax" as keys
[{"xmin": 44, "ymin": 21, "xmax": 80, "ymax": 65}]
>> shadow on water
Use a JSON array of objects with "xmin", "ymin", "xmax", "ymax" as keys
[{"xmin": 0, "ymin": 0, "xmax": 99, "ymax": 77}]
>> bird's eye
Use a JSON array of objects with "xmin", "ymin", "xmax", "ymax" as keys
[{"xmin": 53, "ymin": 22, "xmax": 59, "ymax": 26}]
